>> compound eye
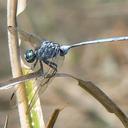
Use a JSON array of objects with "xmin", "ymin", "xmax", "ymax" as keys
[{"xmin": 24, "ymin": 49, "xmax": 36, "ymax": 63}]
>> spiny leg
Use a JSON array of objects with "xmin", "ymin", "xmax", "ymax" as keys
[
  {"xmin": 33, "ymin": 59, "xmax": 38, "ymax": 68},
  {"xmin": 39, "ymin": 60, "xmax": 44, "ymax": 74},
  {"xmin": 30, "ymin": 59, "xmax": 38, "ymax": 70},
  {"xmin": 43, "ymin": 60, "xmax": 57, "ymax": 76}
]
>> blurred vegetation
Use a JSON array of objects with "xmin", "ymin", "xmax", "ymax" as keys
[{"xmin": 1, "ymin": 0, "xmax": 128, "ymax": 128}]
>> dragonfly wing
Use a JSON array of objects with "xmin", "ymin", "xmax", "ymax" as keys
[
  {"xmin": 27, "ymin": 78, "xmax": 44, "ymax": 113},
  {"xmin": 27, "ymin": 71, "xmax": 54, "ymax": 113},
  {"xmin": 8, "ymin": 26, "xmax": 43, "ymax": 49}
]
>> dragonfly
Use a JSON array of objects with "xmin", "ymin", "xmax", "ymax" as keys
[{"xmin": 1, "ymin": 26, "xmax": 128, "ymax": 111}]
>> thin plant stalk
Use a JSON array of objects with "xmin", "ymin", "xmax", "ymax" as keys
[{"xmin": 7, "ymin": 0, "xmax": 30, "ymax": 127}]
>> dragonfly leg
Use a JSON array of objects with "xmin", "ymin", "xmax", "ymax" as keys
[
  {"xmin": 31, "ymin": 59, "xmax": 38, "ymax": 70},
  {"xmin": 43, "ymin": 60, "xmax": 57, "ymax": 72},
  {"xmin": 39, "ymin": 61, "xmax": 44, "ymax": 74},
  {"xmin": 33, "ymin": 59, "xmax": 38, "ymax": 68}
]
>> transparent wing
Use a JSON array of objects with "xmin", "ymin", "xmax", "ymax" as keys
[
  {"xmin": 8, "ymin": 26, "xmax": 42, "ymax": 49},
  {"xmin": 27, "ymin": 70, "xmax": 55, "ymax": 113},
  {"xmin": 52, "ymin": 52, "xmax": 65, "ymax": 69},
  {"xmin": 27, "ymin": 51, "xmax": 65, "ymax": 112}
]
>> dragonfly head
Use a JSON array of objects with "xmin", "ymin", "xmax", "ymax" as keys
[{"xmin": 24, "ymin": 49, "xmax": 36, "ymax": 63}]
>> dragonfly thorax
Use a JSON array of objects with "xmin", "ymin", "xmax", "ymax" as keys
[{"xmin": 35, "ymin": 40, "xmax": 62, "ymax": 61}]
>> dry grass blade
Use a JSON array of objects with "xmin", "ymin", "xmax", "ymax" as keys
[
  {"xmin": 56, "ymin": 73, "xmax": 128, "ymax": 128},
  {"xmin": 0, "ymin": 69, "xmax": 42, "ymax": 89},
  {"xmin": 78, "ymin": 80, "xmax": 128, "ymax": 127},
  {"xmin": 46, "ymin": 108, "xmax": 63, "ymax": 128}
]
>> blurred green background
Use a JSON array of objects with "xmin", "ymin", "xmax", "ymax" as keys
[{"xmin": 1, "ymin": 0, "xmax": 128, "ymax": 128}]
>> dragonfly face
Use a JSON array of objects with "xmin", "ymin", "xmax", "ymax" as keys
[{"xmin": 24, "ymin": 49, "xmax": 36, "ymax": 63}]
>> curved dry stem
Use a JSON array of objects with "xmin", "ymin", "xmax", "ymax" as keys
[{"xmin": 57, "ymin": 73, "xmax": 128, "ymax": 128}]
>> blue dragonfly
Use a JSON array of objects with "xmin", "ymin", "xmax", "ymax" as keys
[{"xmin": 0, "ymin": 27, "xmax": 128, "ymax": 111}]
